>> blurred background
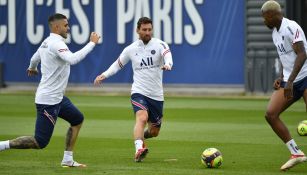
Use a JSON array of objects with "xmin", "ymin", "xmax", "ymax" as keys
[{"xmin": 0, "ymin": 0, "xmax": 307, "ymax": 95}]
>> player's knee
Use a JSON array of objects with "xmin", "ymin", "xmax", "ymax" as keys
[
  {"xmin": 34, "ymin": 135, "xmax": 50, "ymax": 149},
  {"xmin": 136, "ymin": 114, "xmax": 148, "ymax": 124},
  {"xmin": 150, "ymin": 128, "xmax": 160, "ymax": 137},
  {"xmin": 265, "ymin": 110, "xmax": 277, "ymax": 123},
  {"xmin": 71, "ymin": 113, "xmax": 84, "ymax": 126}
]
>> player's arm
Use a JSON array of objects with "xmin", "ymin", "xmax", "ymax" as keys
[
  {"xmin": 288, "ymin": 41, "xmax": 307, "ymax": 83},
  {"xmin": 27, "ymin": 51, "xmax": 41, "ymax": 76},
  {"xmin": 160, "ymin": 43, "xmax": 173, "ymax": 71},
  {"xmin": 94, "ymin": 57, "xmax": 128, "ymax": 85},
  {"xmin": 54, "ymin": 32, "xmax": 100, "ymax": 65},
  {"xmin": 285, "ymin": 41, "xmax": 307, "ymax": 98},
  {"xmin": 273, "ymin": 60, "xmax": 283, "ymax": 90}
]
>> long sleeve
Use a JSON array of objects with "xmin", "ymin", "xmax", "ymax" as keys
[
  {"xmin": 102, "ymin": 59, "xmax": 123, "ymax": 78},
  {"xmin": 28, "ymin": 51, "xmax": 41, "ymax": 70},
  {"xmin": 52, "ymin": 41, "xmax": 96, "ymax": 65},
  {"xmin": 102, "ymin": 48, "xmax": 130, "ymax": 78},
  {"xmin": 161, "ymin": 42, "xmax": 173, "ymax": 68}
]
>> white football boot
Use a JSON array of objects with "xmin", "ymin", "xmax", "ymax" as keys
[
  {"xmin": 61, "ymin": 160, "xmax": 87, "ymax": 168},
  {"xmin": 280, "ymin": 154, "xmax": 307, "ymax": 171}
]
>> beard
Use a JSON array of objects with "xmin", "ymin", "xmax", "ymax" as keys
[{"xmin": 141, "ymin": 35, "xmax": 151, "ymax": 44}]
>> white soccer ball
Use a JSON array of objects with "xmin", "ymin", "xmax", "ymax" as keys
[
  {"xmin": 201, "ymin": 148, "xmax": 223, "ymax": 168},
  {"xmin": 297, "ymin": 120, "xmax": 307, "ymax": 136}
]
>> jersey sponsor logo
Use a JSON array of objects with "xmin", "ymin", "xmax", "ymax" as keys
[
  {"xmin": 140, "ymin": 57, "xmax": 153, "ymax": 67},
  {"xmin": 58, "ymin": 48, "xmax": 69, "ymax": 52},
  {"xmin": 151, "ymin": 50, "xmax": 156, "ymax": 55}
]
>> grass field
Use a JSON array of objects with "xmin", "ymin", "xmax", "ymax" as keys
[{"xmin": 0, "ymin": 93, "xmax": 307, "ymax": 175}]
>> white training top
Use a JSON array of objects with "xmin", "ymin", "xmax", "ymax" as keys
[
  {"xmin": 272, "ymin": 17, "xmax": 307, "ymax": 82},
  {"xmin": 102, "ymin": 38, "xmax": 173, "ymax": 101},
  {"xmin": 28, "ymin": 33, "xmax": 95, "ymax": 105}
]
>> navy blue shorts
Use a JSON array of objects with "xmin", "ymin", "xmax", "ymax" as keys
[
  {"xmin": 281, "ymin": 76, "xmax": 307, "ymax": 102},
  {"xmin": 131, "ymin": 93, "xmax": 164, "ymax": 128},
  {"xmin": 34, "ymin": 96, "xmax": 84, "ymax": 148}
]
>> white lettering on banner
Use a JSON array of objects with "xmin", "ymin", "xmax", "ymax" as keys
[
  {"xmin": 117, "ymin": 0, "xmax": 204, "ymax": 45},
  {"xmin": 174, "ymin": 0, "xmax": 182, "ymax": 44},
  {"xmin": 1, "ymin": 0, "xmax": 204, "ymax": 45},
  {"xmin": 94, "ymin": 0, "xmax": 103, "ymax": 43},
  {"xmin": 0, "ymin": 0, "xmax": 16, "ymax": 44},
  {"xmin": 55, "ymin": 0, "xmax": 71, "ymax": 43},
  {"xmin": 27, "ymin": 0, "xmax": 44, "ymax": 44},
  {"xmin": 132, "ymin": 0, "xmax": 150, "ymax": 41},
  {"xmin": 117, "ymin": 0, "xmax": 135, "ymax": 44},
  {"xmin": 153, "ymin": 0, "xmax": 172, "ymax": 43},
  {"xmin": 72, "ymin": 0, "xmax": 90, "ymax": 44},
  {"xmin": 184, "ymin": 0, "xmax": 204, "ymax": 45}
]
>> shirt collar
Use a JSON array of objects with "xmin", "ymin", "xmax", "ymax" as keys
[
  {"xmin": 276, "ymin": 17, "xmax": 286, "ymax": 33},
  {"xmin": 137, "ymin": 38, "xmax": 152, "ymax": 47},
  {"xmin": 50, "ymin": 33, "xmax": 65, "ymax": 41}
]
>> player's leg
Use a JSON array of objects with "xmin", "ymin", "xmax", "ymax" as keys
[
  {"xmin": 265, "ymin": 88, "xmax": 295, "ymax": 143},
  {"xmin": 144, "ymin": 97, "xmax": 163, "ymax": 139},
  {"xmin": 0, "ymin": 136, "xmax": 39, "ymax": 151},
  {"xmin": 144, "ymin": 121, "xmax": 160, "ymax": 139},
  {"xmin": 280, "ymin": 89, "xmax": 307, "ymax": 171},
  {"xmin": 269, "ymin": 80, "xmax": 307, "ymax": 171},
  {"xmin": 131, "ymin": 93, "xmax": 149, "ymax": 162},
  {"xmin": 0, "ymin": 104, "xmax": 58, "ymax": 151},
  {"xmin": 58, "ymin": 96, "xmax": 85, "ymax": 167}
]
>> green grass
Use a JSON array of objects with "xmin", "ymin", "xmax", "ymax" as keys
[{"xmin": 0, "ymin": 93, "xmax": 307, "ymax": 175}]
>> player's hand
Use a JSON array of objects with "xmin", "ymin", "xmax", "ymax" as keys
[
  {"xmin": 284, "ymin": 82, "xmax": 293, "ymax": 100},
  {"xmin": 161, "ymin": 65, "xmax": 172, "ymax": 71},
  {"xmin": 94, "ymin": 74, "xmax": 106, "ymax": 85},
  {"xmin": 90, "ymin": 32, "xmax": 101, "ymax": 44},
  {"xmin": 27, "ymin": 68, "xmax": 39, "ymax": 76},
  {"xmin": 273, "ymin": 78, "xmax": 282, "ymax": 90}
]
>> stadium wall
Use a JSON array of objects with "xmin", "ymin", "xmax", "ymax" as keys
[{"xmin": 0, "ymin": 0, "xmax": 245, "ymax": 87}]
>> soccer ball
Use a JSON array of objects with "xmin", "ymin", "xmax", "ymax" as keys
[
  {"xmin": 297, "ymin": 120, "xmax": 307, "ymax": 136},
  {"xmin": 201, "ymin": 148, "xmax": 223, "ymax": 168}
]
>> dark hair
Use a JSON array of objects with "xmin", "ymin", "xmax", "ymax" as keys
[
  {"xmin": 137, "ymin": 17, "xmax": 152, "ymax": 29},
  {"xmin": 48, "ymin": 13, "xmax": 67, "ymax": 26}
]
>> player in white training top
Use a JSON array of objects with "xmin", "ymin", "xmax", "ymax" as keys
[
  {"xmin": 261, "ymin": 1, "xmax": 307, "ymax": 171},
  {"xmin": 94, "ymin": 17, "xmax": 173, "ymax": 162},
  {"xmin": 0, "ymin": 13, "xmax": 100, "ymax": 168}
]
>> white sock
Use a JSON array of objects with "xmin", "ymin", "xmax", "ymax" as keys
[
  {"xmin": 286, "ymin": 139, "xmax": 304, "ymax": 155},
  {"xmin": 0, "ymin": 140, "xmax": 10, "ymax": 151},
  {"xmin": 62, "ymin": 151, "xmax": 73, "ymax": 162},
  {"xmin": 134, "ymin": 139, "xmax": 143, "ymax": 152}
]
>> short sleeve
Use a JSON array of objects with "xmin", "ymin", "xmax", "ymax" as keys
[{"xmin": 288, "ymin": 22, "xmax": 304, "ymax": 44}]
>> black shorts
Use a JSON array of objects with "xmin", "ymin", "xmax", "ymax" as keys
[
  {"xmin": 281, "ymin": 76, "xmax": 307, "ymax": 101},
  {"xmin": 131, "ymin": 93, "xmax": 164, "ymax": 128},
  {"xmin": 34, "ymin": 96, "xmax": 84, "ymax": 148}
]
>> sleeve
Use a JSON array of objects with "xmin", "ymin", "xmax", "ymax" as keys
[
  {"xmin": 288, "ymin": 22, "xmax": 304, "ymax": 44},
  {"xmin": 28, "ymin": 50, "xmax": 41, "ymax": 70},
  {"xmin": 160, "ymin": 42, "xmax": 173, "ymax": 68},
  {"xmin": 51, "ymin": 41, "xmax": 96, "ymax": 65},
  {"xmin": 102, "ymin": 48, "xmax": 130, "ymax": 78}
]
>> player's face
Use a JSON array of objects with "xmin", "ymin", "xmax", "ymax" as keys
[
  {"xmin": 56, "ymin": 19, "xmax": 70, "ymax": 39},
  {"xmin": 137, "ymin": 23, "xmax": 152, "ymax": 44},
  {"xmin": 262, "ymin": 11, "xmax": 278, "ymax": 30}
]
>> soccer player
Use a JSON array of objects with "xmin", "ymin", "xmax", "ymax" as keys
[
  {"xmin": 261, "ymin": 0, "xmax": 307, "ymax": 171},
  {"xmin": 0, "ymin": 13, "xmax": 100, "ymax": 167},
  {"xmin": 94, "ymin": 17, "xmax": 173, "ymax": 162}
]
